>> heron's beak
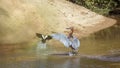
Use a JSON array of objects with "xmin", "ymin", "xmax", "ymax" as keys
[{"xmin": 66, "ymin": 27, "xmax": 71, "ymax": 29}]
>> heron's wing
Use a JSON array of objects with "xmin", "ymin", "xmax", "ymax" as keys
[
  {"xmin": 46, "ymin": 35, "xmax": 52, "ymax": 40},
  {"xmin": 71, "ymin": 37, "xmax": 80, "ymax": 50},
  {"xmin": 51, "ymin": 33, "xmax": 70, "ymax": 47},
  {"xmin": 36, "ymin": 33, "xmax": 43, "ymax": 38}
]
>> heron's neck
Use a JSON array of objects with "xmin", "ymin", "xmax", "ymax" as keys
[{"xmin": 68, "ymin": 30, "xmax": 73, "ymax": 38}]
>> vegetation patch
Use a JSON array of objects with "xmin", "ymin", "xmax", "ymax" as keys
[{"xmin": 68, "ymin": 0, "xmax": 120, "ymax": 15}]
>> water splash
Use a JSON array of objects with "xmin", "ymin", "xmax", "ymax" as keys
[
  {"xmin": 36, "ymin": 42, "xmax": 50, "ymax": 56},
  {"xmin": 37, "ymin": 42, "xmax": 47, "ymax": 50}
]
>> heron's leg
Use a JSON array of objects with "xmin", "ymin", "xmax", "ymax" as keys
[
  {"xmin": 69, "ymin": 46, "xmax": 78, "ymax": 55},
  {"xmin": 68, "ymin": 49, "xmax": 78, "ymax": 56},
  {"xmin": 72, "ymin": 49, "xmax": 78, "ymax": 55}
]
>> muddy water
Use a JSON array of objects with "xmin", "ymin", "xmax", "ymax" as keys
[{"xmin": 0, "ymin": 25, "xmax": 120, "ymax": 68}]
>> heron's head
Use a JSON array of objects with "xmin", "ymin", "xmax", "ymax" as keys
[
  {"xmin": 65, "ymin": 27, "xmax": 74, "ymax": 37},
  {"xmin": 66, "ymin": 27, "xmax": 74, "ymax": 32}
]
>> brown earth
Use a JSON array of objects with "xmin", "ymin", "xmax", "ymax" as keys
[{"xmin": 0, "ymin": 0, "xmax": 116, "ymax": 44}]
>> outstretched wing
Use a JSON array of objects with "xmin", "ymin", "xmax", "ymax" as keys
[
  {"xmin": 51, "ymin": 33, "xmax": 70, "ymax": 47},
  {"xmin": 36, "ymin": 33, "xmax": 43, "ymax": 38},
  {"xmin": 71, "ymin": 37, "xmax": 80, "ymax": 50},
  {"xmin": 46, "ymin": 35, "xmax": 52, "ymax": 40},
  {"xmin": 36, "ymin": 33, "xmax": 52, "ymax": 40}
]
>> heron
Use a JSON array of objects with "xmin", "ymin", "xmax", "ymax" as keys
[{"xmin": 51, "ymin": 27, "xmax": 80, "ymax": 56}]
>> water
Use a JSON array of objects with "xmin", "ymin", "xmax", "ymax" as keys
[
  {"xmin": 37, "ymin": 42, "xmax": 47, "ymax": 49},
  {"xmin": 0, "ymin": 25, "xmax": 120, "ymax": 68},
  {"xmin": 0, "ymin": 39, "xmax": 120, "ymax": 68},
  {"xmin": 0, "ymin": 47, "xmax": 119, "ymax": 68}
]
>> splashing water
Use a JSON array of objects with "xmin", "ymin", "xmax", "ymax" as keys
[
  {"xmin": 36, "ymin": 42, "xmax": 48, "ymax": 56},
  {"xmin": 37, "ymin": 42, "xmax": 47, "ymax": 50}
]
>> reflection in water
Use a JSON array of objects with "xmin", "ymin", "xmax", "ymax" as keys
[
  {"xmin": 0, "ymin": 53, "xmax": 119, "ymax": 68},
  {"xmin": 63, "ymin": 57, "xmax": 80, "ymax": 68}
]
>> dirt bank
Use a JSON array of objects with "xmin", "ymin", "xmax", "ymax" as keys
[{"xmin": 0, "ymin": 0, "xmax": 116, "ymax": 44}]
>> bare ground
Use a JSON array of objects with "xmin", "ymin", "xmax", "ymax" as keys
[
  {"xmin": 0, "ymin": 0, "xmax": 117, "ymax": 44},
  {"xmin": 46, "ymin": 0, "xmax": 116, "ymax": 38}
]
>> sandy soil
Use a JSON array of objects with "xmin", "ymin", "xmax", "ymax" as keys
[
  {"xmin": 0, "ymin": 0, "xmax": 117, "ymax": 44},
  {"xmin": 46, "ymin": 0, "xmax": 116, "ymax": 38}
]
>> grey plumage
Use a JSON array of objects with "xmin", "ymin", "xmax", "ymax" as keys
[
  {"xmin": 36, "ymin": 27, "xmax": 80, "ymax": 55},
  {"xmin": 51, "ymin": 33, "xmax": 80, "ymax": 50}
]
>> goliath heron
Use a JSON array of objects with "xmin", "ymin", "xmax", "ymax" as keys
[{"xmin": 36, "ymin": 27, "xmax": 80, "ymax": 55}]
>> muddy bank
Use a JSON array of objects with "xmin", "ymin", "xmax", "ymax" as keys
[{"xmin": 0, "ymin": 0, "xmax": 116, "ymax": 44}]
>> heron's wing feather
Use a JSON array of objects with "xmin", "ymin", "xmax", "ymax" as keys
[
  {"xmin": 46, "ymin": 35, "xmax": 52, "ymax": 40},
  {"xmin": 36, "ymin": 33, "xmax": 42, "ymax": 38},
  {"xmin": 51, "ymin": 33, "xmax": 70, "ymax": 47},
  {"xmin": 71, "ymin": 37, "xmax": 80, "ymax": 50}
]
